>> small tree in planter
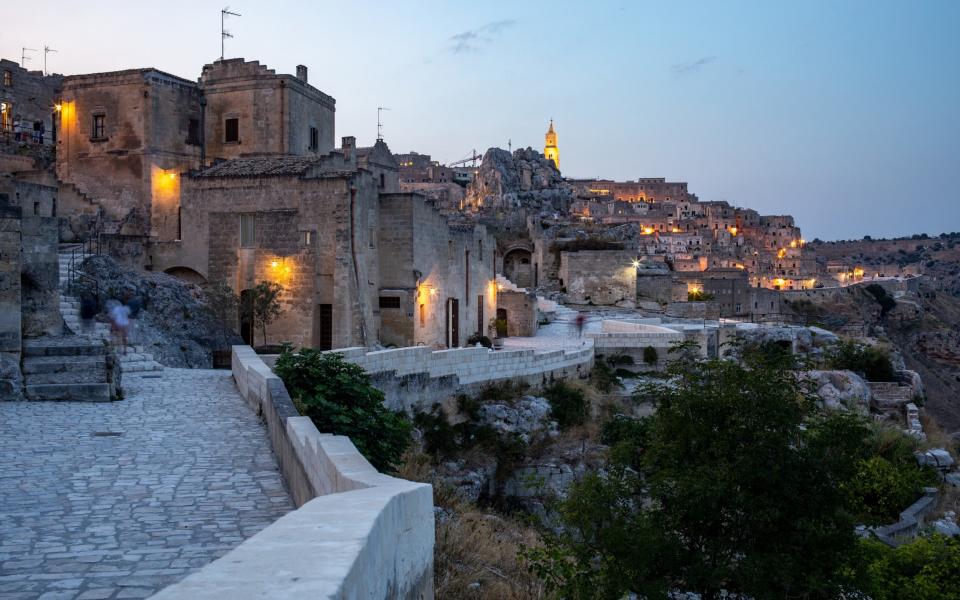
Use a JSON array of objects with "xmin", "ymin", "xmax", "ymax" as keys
[
  {"xmin": 643, "ymin": 345, "xmax": 659, "ymax": 367},
  {"xmin": 241, "ymin": 280, "xmax": 283, "ymax": 349}
]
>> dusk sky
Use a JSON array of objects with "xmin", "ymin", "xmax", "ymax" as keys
[{"xmin": 4, "ymin": 1, "xmax": 958, "ymax": 240}]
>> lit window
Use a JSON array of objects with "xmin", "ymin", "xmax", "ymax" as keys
[
  {"xmin": 301, "ymin": 230, "xmax": 313, "ymax": 247},
  {"xmin": 240, "ymin": 214, "xmax": 255, "ymax": 247},
  {"xmin": 2, "ymin": 70, "xmax": 11, "ymax": 87}
]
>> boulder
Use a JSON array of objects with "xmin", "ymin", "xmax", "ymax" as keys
[
  {"xmin": 802, "ymin": 370, "xmax": 872, "ymax": 412},
  {"xmin": 915, "ymin": 448, "xmax": 956, "ymax": 471},
  {"xmin": 0, "ymin": 353, "xmax": 24, "ymax": 401},
  {"xmin": 465, "ymin": 147, "xmax": 573, "ymax": 214},
  {"xmin": 478, "ymin": 395, "xmax": 558, "ymax": 443},
  {"xmin": 932, "ymin": 511, "xmax": 960, "ymax": 537},
  {"xmin": 79, "ymin": 256, "xmax": 242, "ymax": 368}
]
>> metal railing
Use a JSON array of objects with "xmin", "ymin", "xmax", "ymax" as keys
[{"xmin": 65, "ymin": 219, "xmax": 103, "ymax": 304}]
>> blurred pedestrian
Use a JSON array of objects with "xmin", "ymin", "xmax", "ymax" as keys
[
  {"xmin": 107, "ymin": 299, "xmax": 131, "ymax": 354},
  {"xmin": 575, "ymin": 312, "xmax": 586, "ymax": 338},
  {"xmin": 79, "ymin": 293, "xmax": 97, "ymax": 335},
  {"xmin": 125, "ymin": 293, "xmax": 143, "ymax": 345}
]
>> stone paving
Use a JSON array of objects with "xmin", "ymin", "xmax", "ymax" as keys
[{"xmin": 0, "ymin": 369, "xmax": 293, "ymax": 600}]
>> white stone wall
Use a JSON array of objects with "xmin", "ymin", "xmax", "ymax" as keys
[{"xmin": 150, "ymin": 347, "xmax": 435, "ymax": 599}]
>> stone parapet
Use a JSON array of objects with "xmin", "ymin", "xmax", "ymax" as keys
[{"xmin": 150, "ymin": 346, "xmax": 434, "ymax": 599}]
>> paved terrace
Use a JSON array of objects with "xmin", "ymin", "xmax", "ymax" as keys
[{"xmin": 0, "ymin": 370, "xmax": 292, "ymax": 600}]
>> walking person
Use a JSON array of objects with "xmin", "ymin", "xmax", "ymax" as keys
[
  {"xmin": 107, "ymin": 299, "xmax": 131, "ymax": 355},
  {"xmin": 79, "ymin": 293, "xmax": 97, "ymax": 335},
  {"xmin": 125, "ymin": 293, "xmax": 144, "ymax": 345}
]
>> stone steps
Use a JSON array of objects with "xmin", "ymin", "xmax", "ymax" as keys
[
  {"xmin": 24, "ymin": 382, "xmax": 112, "ymax": 402},
  {"xmin": 23, "ymin": 339, "xmax": 109, "ymax": 357}
]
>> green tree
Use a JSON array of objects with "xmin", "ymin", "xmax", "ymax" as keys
[
  {"xmin": 527, "ymin": 348, "xmax": 876, "ymax": 599},
  {"xmin": 274, "ymin": 349, "xmax": 411, "ymax": 471},
  {"xmin": 863, "ymin": 535, "xmax": 960, "ymax": 600},
  {"xmin": 202, "ymin": 280, "xmax": 238, "ymax": 329},
  {"xmin": 242, "ymin": 280, "xmax": 283, "ymax": 347},
  {"xmin": 826, "ymin": 339, "xmax": 896, "ymax": 382},
  {"xmin": 642, "ymin": 345, "xmax": 658, "ymax": 366}
]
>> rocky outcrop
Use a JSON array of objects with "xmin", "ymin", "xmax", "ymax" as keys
[
  {"xmin": 465, "ymin": 147, "xmax": 573, "ymax": 214},
  {"xmin": 802, "ymin": 370, "xmax": 872, "ymax": 412},
  {"xmin": 0, "ymin": 353, "xmax": 24, "ymax": 401},
  {"xmin": 79, "ymin": 256, "xmax": 241, "ymax": 368},
  {"xmin": 478, "ymin": 395, "xmax": 558, "ymax": 443}
]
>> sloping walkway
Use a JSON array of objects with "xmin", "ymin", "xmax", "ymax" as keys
[{"xmin": 0, "ymin": 369, "xmax": 292, "ymax": 600}]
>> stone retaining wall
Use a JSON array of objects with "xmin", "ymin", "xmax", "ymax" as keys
[
  {"xmin": 263, "ymin": 343, "xmax": 594, "ymax": 413},
  {"xmin": 149, "ymin": 346, "xmax": 434, "ymax": 599}
]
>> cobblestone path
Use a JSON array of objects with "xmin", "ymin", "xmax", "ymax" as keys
[{"xmin": 0, "ymin": 369, "xmax": 293, "ymax": 600}]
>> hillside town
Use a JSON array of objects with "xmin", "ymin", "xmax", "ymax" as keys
[{"xmin": 1, "ymin": 39, "xmax": 958, "ymax": 600}]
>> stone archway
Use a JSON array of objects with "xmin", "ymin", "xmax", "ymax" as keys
[
  {"xmin": 503, "ymin": 248, "xmax": 534, "ymax": 288},
  {"xmin": 163, "ymin": 266, "xmax": 207, "ymax": 285}
]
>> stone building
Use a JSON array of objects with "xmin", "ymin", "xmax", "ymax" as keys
[
  {"xmin": 544, "ymin": 120, "xmax": 559, "ymax": 169},
  {"xmin": 0, "ymin": 59, "xmax": 62, "ymax": 148}
]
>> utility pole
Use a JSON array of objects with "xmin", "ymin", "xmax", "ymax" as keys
[
  {"xmin": 21, "ymin": 47, "xmax": 37, "ymax": 68},
  {"xmin": 43, "ymin": 45, "xmax": 57, "ymax": 75},
  {"xmin": 377, "ymin": 107, "xmax": 390, "ymax": 141},
  {"xmin": 221, "ymin": 7, "xmax": 241, "ymax": 60}
]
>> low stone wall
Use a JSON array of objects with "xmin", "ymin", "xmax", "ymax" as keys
[
  {"xmin": 263, "ymin": 343, "xmax": 594, "ymax": 413},
  {"xmin": 873, "ymin": 487, "xmax": 940, "ymax": 547},
  {"xmin": 150, "ymin": 346, "xmax": 434, "ymax": 599}
]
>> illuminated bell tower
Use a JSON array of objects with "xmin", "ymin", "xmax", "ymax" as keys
[{"xmin": 544, "ymin": 119, "xmax": 559, "ymax": 170}]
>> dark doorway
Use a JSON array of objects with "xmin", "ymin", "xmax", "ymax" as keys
[
  {"xmin": 496, "ymin": 308, "xmax": 508, "ymax": 337},
  {"xmin": 239, "ymin": 289, "xmax": 253, "ymax": 346},
  {"xmin": 477, "ymin": 295, "xmax": 484, "ymax": 337},
  {"xmin": 446, "ymin": 298, "xmax": 460, "ymax": 347},
  {"xmin": 314, "ymin": 304, "xmax": 333, "ymax": 350}
]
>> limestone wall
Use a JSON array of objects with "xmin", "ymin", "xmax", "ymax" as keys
[
  {"xmin": 150, "ymin": 346, "xmax": 434, "ymax": 599},
  {"xmin": 262, "ymin": 343, "xmax": 594, "ymax": 413},
  {"xmin": 559, "ymin": 250, "xmax": 637, "ymax": 306}
]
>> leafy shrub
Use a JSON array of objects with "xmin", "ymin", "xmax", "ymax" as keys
[
  {"xmin": 589, "ymin": 361, "xmax": 620, "ymax": 392},
  {"xmin": 466, "ymin": 333, "xmax": 492, "ymax": 348},
  {"xmin": 643, "ymin": 346, "xmax": 658, "ymax": 366},
  {"xmin": 274, "ymin": 349, "xmax": 411, "ymax": 471},
  {"xmin": 687, "ymin": 289, "xmax": 715, "ymax": 301},
  {"xmin": 543, "ymin": 381, "xmax": 588, "ymax": 429},
  {"xmin": 550, "ymin": 239, "xmax": 624, "ymax": 253},
  {"xmin": 845, "ymin": 456, "xmax": 937, "ymax": 525},
  {"xmin": 605, "ymin": 354, "xmax": 634, "ymax": 366},
  {"xmin": 477, "ymin": 380, "xmax": 529, "ymax": 403},
  {"xmin": 600, "ymin": 415, "xmax": 651, "ymax": 469},
  {"xmin": 862, "ymin": 535, "xmax": 960, "ymax": 599},
  {"xmin": 865, "ymin": 283, "xmax": 897, "ymax": 317},
  {"xmin": 826, "ymin": 339, "xmax": 896, "ymax": 382}
]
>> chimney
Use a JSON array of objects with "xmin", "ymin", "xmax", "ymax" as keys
[
  {"xmin": 296, "ymin": 65, "xmax": 308, "ymax": 83},
  {"xmin": 342, "ymin": 136, "xmax": 356, "ymax": 163}
]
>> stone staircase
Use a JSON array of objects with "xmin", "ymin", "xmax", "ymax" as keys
[
  {"xmin": 21, "ymin": 338, "xmax": 117, "ymax": 402},
  {"xmin": 58, "ymin": 247, "xmax": 164, "ymax": 376}
]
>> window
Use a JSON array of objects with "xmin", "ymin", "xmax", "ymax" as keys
[
  {"xmin": 2, "ymin": 70, "xmax": 11, "ymax": 87},
  {"xmin": 419, "ymin": 303, "xmax": 426, "ymax": 326},
  {"xmin": 187, "ymin": 118, "xmax": 200, "ymax": 145},
  {"xmin": 301, "ymin": 230, "xmax": 314, "ymax": 247},
  {"xmin": 92, "ymin": 114, "xmax": 105, "ymax": 139},
  {"xmin": 240, "ymin": 214, "xmax": 255, "ymax": 247},
  {"xmin": 309, "ymin": 126, "xmax": 318, "ymax": 150},
  {"xmin": 225, "ymin": 117, "xmax": 239, "ymax": 143},
  {"xmin": 379, "ymin": 296, "xmax": 401, "ymax": 309},
  {"xmin": 379, "ymin": 173, "xmax": 385, "ymax": 188}
]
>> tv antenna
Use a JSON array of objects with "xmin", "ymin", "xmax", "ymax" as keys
[
  {"xmin": 508, "ymin": 138, "xmax": 512, "ymax": 153},
  {"xmin": 43, "ymin": 46, "xmax": 57, "ymax": 75},
  {"xmin": 377, "ymin": 106, "xmax": 390, "ymax": 141},
  {"xmin": 221, "ymin": 7, "xmax": 241, "ymax": 60},
  {"xmin": 22, "ymin": 47, "xmax": 37, "ymax": 68}
]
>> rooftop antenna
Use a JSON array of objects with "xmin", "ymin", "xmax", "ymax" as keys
[
  {"xmin": 377, "ymin": 106, "xmax": 390, "ymax": 141},
  {"xmin": 221, "ymin": 7, "xmax": 241, "ymax": 60},
  {"xmin": 43, "ymin": 45, "xmax": 57, "ymax": 75},
  {"xmin": 21, "ymin": 47, "xmax": 37, "ymax": 68},
  {"xmin": 508, "ymin": 138, "xmax": 512, "ymax": 153}
]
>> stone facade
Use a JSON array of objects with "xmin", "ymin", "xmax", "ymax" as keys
[
  {"xmin": 496, "ymin": 289, "xmax": 538, "ymax": 337},
  {"xmin": 558, "ymin": 250, "xmax": 637, "ymax": 307},
  {"xmin": 0, "ymin": 59, "xmax": 62, "ymax": 148},
  {"xmin": 378, "ymin": 193, "xmax": 496, "ymax": 348}
]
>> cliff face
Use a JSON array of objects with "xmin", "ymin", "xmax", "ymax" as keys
[{"xmin": 465, "ymin": 147, "xmax": 573, "ymax": 214}]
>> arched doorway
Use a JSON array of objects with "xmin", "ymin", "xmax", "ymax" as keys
[
  {"xmin": 503, "ymin": 248, "xmax": 533, "ymax": 288},
  {"xmin": 163, "ymin": 266, "xmax": 207, "ymax": 285}
]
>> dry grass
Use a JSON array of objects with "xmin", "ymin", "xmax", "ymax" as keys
[
  {"xmin": 398, "ymin": 449, "xmax": 551, "ymax": 599},
  {"xmin": 919, "ymin": 412, "xmax": 959, "ymax": 461}
]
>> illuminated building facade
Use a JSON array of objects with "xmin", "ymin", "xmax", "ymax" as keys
[{"xmin": 544, "ymin": 119, "xmax": 559, "ymax": 169}]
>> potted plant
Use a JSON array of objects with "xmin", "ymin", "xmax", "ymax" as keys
[{"xmin": 490, "ymin": 317, "xmax": 508, "ymax": 349}]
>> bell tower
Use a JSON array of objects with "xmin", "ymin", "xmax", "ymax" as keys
[{"xmin": 544, "ymin": 119, "xmax": 559, "ymax": 170}]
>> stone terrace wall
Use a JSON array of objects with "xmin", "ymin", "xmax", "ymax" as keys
[
  {"xmin": 263, "ymin": 343, "xmax": 594, "ymax": 413},
  {"xmin": 589, "ymin": 320, "xmax": 688, "ymax": 369},
  {"xmin": 150, "ymin": 346, "xmax": 434, "ymax": 599}
]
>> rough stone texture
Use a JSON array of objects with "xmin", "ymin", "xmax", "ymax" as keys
[
  {"xmin": 478, "ymin": 395, "xmax": 558, "ymax": 443},
  {"xmin": 0, "ymin": 369, "xmax": 292, "ymax": 599},
  {"xmin": 915, "ymin": 448, "xmax": 955, "ymax": 471},
  {"xmin": 0, "ymin": 352, "xmax": 24, "ymax": 400},
  {"xmin": 79, "ymin": 256, "xmax": 241, "ymax": 368},
  {"xmin": 465, "ymin": 147, "xmax": 572, "ymax": 215},
  {"xmin": 559, "ymin": 250, "xmax": 637, "ymax": 307},
  {"xmin": 802, "ymin": 370, "xmax": 872, "ymax": 412}
]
